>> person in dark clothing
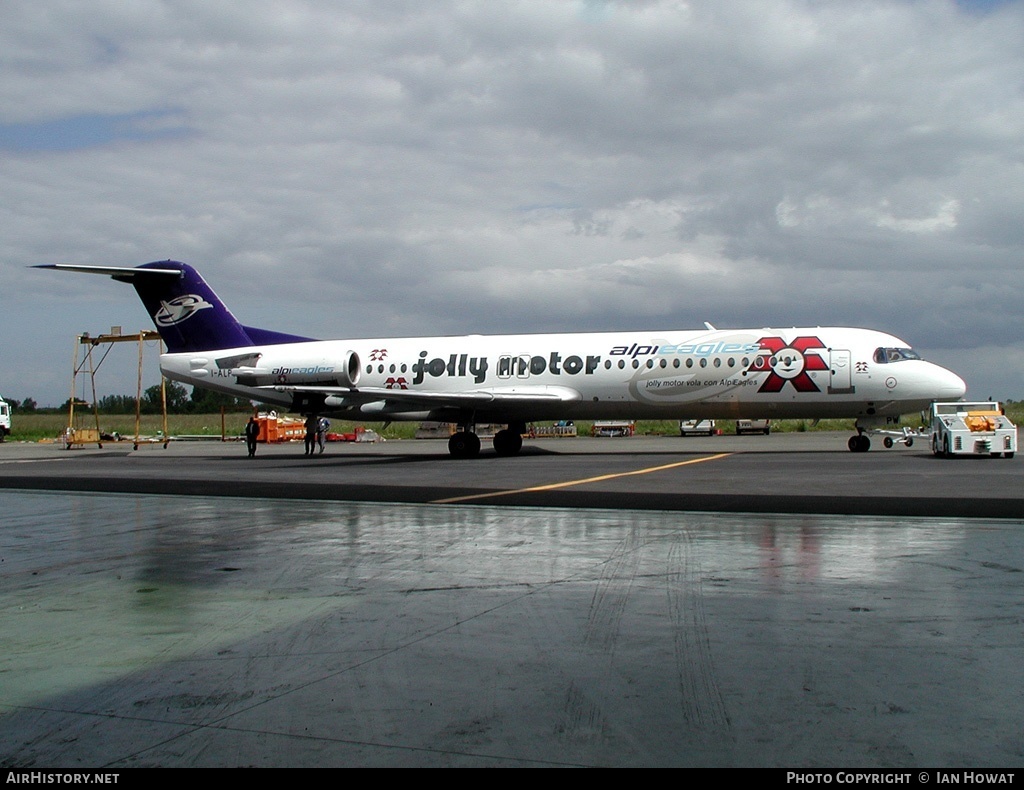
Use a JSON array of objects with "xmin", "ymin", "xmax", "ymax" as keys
[
  {"xmin": 304, "ymin": 414, "xmax": 317, "ymax": 456},
  {"xmin": 244, "ymin": 416, "xmax": 260, "ymax": 457},
  {"xmin": 317, "ymin": 416, "xmax": 330, "ymax": 454}
]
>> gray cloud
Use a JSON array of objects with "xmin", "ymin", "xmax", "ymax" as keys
[{"xmin": 3, "ymin": 0, "xmax": 1024, "ymax": 404}]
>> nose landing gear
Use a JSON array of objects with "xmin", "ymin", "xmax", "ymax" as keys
[
  {"xmin": 848, "ymin": 433, "xmax": 871, "ymax": 453},
  {"xmin": 849, "ymin": 418, "xmax": 920, "ymax": 452}
]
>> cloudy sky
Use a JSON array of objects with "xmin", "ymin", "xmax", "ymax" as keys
[{"xmin": 2, "ymin": 0, "xmax": 1023, "ymax": 406}]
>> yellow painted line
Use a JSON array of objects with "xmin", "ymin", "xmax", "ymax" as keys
[{"xmin": 432, "ymin": 452, "xmax": 733, "ymax": 504}]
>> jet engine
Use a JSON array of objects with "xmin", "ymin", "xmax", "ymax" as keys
[{"xmin": 227, "ymin": 349, "xmax": 361, "ymax": 388}]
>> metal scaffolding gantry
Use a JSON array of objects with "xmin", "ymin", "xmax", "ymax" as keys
[{"xmin": 65, "ymin": 328, "xmax": 169, "ymax": 450}]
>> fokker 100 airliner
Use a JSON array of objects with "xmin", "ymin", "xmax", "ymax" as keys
[{"xmin": 40, "ymin": 261, "xmax": 967, "ymax": 456}]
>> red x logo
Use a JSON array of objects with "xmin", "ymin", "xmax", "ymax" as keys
[{"xmin": 749, "ymin": 336, "xmax": 829, "ymax": 393}]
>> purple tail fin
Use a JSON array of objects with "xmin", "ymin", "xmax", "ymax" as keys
[
  {"xmin": 127, "ymin": 261, "xmax": 313, "ymax": 353},
  {"xmin": 127, "ymin": 261, "xmax": 255, "ymax": 352}
]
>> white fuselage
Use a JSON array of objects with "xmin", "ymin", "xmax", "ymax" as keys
[{"xmin": 160, "ymin": 326, "xmax": 967, "ymax": 423}]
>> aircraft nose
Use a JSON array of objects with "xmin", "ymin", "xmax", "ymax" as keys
[{"xmin": 934, "ymin": 365, "xmax": 967, "ymax": 400}]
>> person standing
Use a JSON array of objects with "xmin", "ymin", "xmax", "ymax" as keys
[
  {"xmin": 244, "ymin": 416, "xmax": 260, "ymax": 458},
  {"xmin": 304, "ymin": 414, "xmax": 317, "ymax": 456},
  {"xmin": 317, "ymin": 416, "xmax": 330, "ymax": 454}
]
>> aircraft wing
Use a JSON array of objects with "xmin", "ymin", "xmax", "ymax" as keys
[{"xmin": 267, "ymin": 384, "xmax": 582, "ymax": 410}]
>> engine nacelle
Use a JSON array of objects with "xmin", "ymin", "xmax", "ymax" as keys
[{"xmin": 230, "ymin": 349, "xmax": 361, "ymax": 388}]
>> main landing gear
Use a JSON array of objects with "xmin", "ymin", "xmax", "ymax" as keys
[
  {"xmin": 493, "ymin": 424, "xmax": 524, "ymax": 456},
  {"xmin": 448, "ymin": 430, "xmax": 481, "ymax": 458},
  {"xmin": 447, "ymin": 421, "xmax": 526, "ymax": 458}
]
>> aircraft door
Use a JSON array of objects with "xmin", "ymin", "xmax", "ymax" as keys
[
  {"xmin": 497, "ymin": 355, "xmax": 531, "ymax": 379},
  {"xmin": 828, "ymin": 349, "xmax": 855, "ymax": 394}
]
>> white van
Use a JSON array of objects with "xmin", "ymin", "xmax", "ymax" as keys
[
  {"xmin": 679, "ymin": 419, "xmax": 716, "ymax": 436},
  {"xmin": 0, "ymin": 396, "xmax": 10, "ymax": 441},
  {"xmin": 736, "ymin": 419, "xmax": 771, "ymax": 435}
]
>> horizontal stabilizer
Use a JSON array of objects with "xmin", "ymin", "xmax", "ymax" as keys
[{"xmin": 35, "ymin": 264, "xmax": 183, "ymax": 280}]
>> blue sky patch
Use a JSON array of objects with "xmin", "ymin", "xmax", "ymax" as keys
[
  {"xmin": 956, "ymin": 0, "xmax": 1018, "ymax": 13},
  {"xmin": 0, "ymin": 110, "xmax": 189, "ymax": 152}
]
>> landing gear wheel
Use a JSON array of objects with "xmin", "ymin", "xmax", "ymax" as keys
[
  {"xmin": 493, "ymin": 429, "xmax": 523, "ymax": 457},
  {"xmin": 848, "ymin": 434, "xmax": 870, "ymax": 452},
  {"xmin": 448, "ymin": 431, "xmax": 481, "ymax": 458},
  {"xmin": 883, "ymin": 437, "xmax": 894, "ymax": 449}
]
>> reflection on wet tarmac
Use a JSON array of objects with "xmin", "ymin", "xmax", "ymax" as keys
[{"xmin": 1, "ymin": 490, "xmax": 1021, "ymax": 767}]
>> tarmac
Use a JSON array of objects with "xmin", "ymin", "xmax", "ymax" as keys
[
  {"xmin": 0, "ymin": 431, "xmax": 1021, "ymax": 518},
  {"xmin": 1, "ymin": 433, "xmax": 1023, "ymax": 767}
]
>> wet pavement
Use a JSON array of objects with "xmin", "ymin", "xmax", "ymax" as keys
[{"xmin": 1, "ymin": 480, "xmax": 1022, "ymax": 767}]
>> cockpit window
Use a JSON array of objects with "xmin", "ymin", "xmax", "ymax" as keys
[{"xmin": 873, "ymin": 347, "xmax": 921, "ymax": 364}]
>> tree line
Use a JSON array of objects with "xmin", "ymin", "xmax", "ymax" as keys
[{"xmin": 5, "ymin": 384, "xmax": 258, "ymax": 415}]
